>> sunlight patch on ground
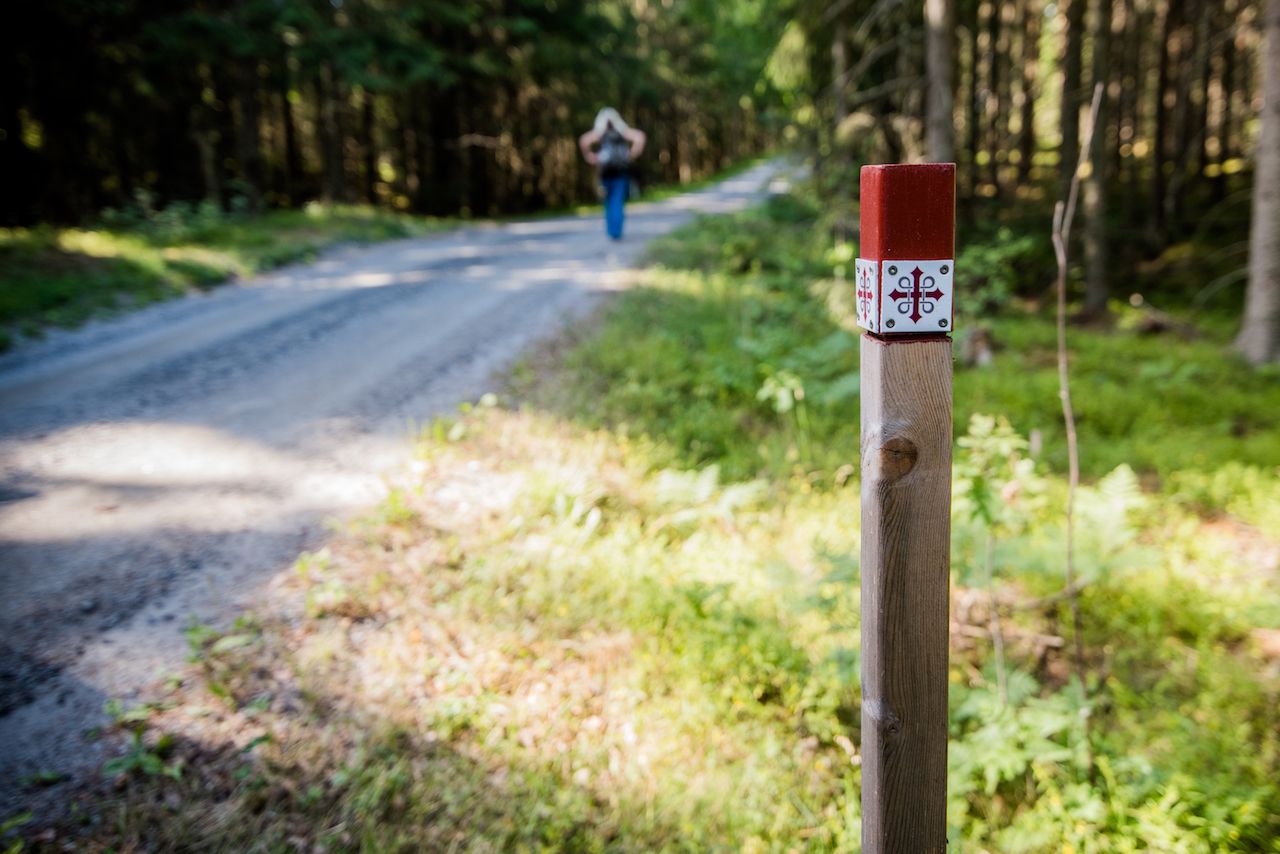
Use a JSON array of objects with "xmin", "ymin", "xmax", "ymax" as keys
[{"xmin": 0, "ymin": 422, "xmax": 388, "ymax": 545}]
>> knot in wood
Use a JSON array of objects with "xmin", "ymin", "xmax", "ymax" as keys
[
  {"xmin": 878, "ymin": 437, "xmax": 918, "ymax": 480},
  {"xmin": 866, "ymin": 700, "xmax": 904, "ymax": 738}
]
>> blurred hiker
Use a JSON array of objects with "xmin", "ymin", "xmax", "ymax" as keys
[{"xmin": 579, "ymin": 107, "xmax": 646, "ymax": 240}]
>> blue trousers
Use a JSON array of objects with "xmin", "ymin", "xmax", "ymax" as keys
[{"xmin": 602, "ymin": 175, "xmax": 628, "ymax": 239}]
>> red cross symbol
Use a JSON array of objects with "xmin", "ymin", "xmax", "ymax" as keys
[
  {"xmin": 856, "ymin": 269, "xmax": 873, "ymax": 320},
  {"xmin": 888, "ymin": 266, "xmax": 944, "ymax": 323}
]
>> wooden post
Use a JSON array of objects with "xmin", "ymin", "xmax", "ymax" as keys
[{"xmin": 856, "ymin": 163, "xmax": 955, "ymax": 854}]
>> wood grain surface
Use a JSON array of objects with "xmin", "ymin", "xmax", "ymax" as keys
[{"xmin": 860, "ymin": 333, "xmax": 953, "ymax": 853}]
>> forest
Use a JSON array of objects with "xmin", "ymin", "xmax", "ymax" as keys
[
  {"xmin": 3, "ymin": 0, "xmax": 1280, "ymax": 850},
  {"xmin": 3, "ymin": 0, "xmax": 1276, "ymax": 359},
  {"xmin": 2, "ymin": 0, "xmax": 785, "ymax": 221}
]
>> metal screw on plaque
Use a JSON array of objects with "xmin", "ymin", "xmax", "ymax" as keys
[
  {"xmin": 886, "ymin": 319, "xmax": 896, "ymax": 328},
  {"xmin": 888, "ymin": 265, "xmax": 898, "ymax": 275},
  {"xmin": 940, "ymin": 320, "xmax": 948, "ymax": 328},
  {"xmin": 941, "ymin": 264, "xmax": 949, "ymax": 274}
]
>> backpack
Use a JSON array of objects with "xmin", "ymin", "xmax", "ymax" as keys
[{"xmin": 597, "ymin": 128, "xmax": 631, "ymax": 173}]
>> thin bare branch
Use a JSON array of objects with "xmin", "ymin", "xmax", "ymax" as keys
[
  {"xmin": 847, "ymin": 76, "xmax": 924, "ymax": 110},
  {"xmin": 985, "ymin": 533, "xmax": 1008, "ymax": 705},
  {"xmin": 1050, "ymin": 81, "xmax": 1103, "ymax": 681},
  {"xmin": 855, "ymin": 0, "xmax": 906, "ymax": 42},
  {"xmin": 1005, "ymin": 578, "xmax": 1091, "ymax": 611},
  {"xmin": 829, "ymin": 31, "xmax": 916, "ymax": 93}
]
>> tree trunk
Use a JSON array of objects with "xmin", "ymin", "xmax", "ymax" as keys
[
  {"xmin": 1124, "ymin": 0, "xmax": 1149, "ymax": 222},
  {"xmin": 1018, "ymin": 0, "xmax": 1040, "ymax": 184},
  {"xmin": 1195, "ymin": 1, "xmax": 1213, "ymax": 179},
  {"xmin": 832, "ymin": 19, "xmax": 853, "ymax": 239},
  {"xmin": 281, "ymin": 70, "xmax": 303, "ymax": 206},
  {"xmin": 966, "ymin": 18, "xmax": 980, "ymax": 195},
  {"xmin": 413, "ymin": 118, "xmax": 428, "ymax": 205},
  {"xmin": 0, "ymin": 18, "xmax": 44, "ymax": 224},
  {"xmin": 428, "ymin": 90, "xmax": 463, "ymax": 214},
  {"xmin": 317, "ymin": 66, "xmax": 347, "ymax": 203},
  {"xmin": 986, "ymin": 0, "xmax": 1003, "ymax": 192},
  {"xmin": 833, "ymin": 20, "xmax": 848, "ymax": 130},
  {"xmin": 193, "ymin": 128, "xmax": 221, "ymax": 205},
  {"xmin": 1059, "ymin": 0, "xmax": 1086, "ymax": 201},
  {"xmin": 1213, "ymin": 0, "xmax": 1237, "ymax": 204},
  {"xmin": 1083, "ymin": 0, "xmax": 1112, "ymax": 316},
  {"xmin": 1237, "ymin": 0, "xmax": 1280, "ymax": 364},
  {"xmin": 1167, "ymin": 7, "xmax": 1199, "ymax": 231},
  {"xmin": 362, "ymin": 92, "xmax": 377, "ymax": 203},
  {"xmin": 925, "ymin": 0, "xmax": 956, "ymax": 163},
  {"xmin": 231, "ymin": 61, "xmax": 264, "ymax": 212},
  {"xmin": 1113, "ymin": 0, "xmax": 1136, "ymax": 183},
  {"xmin": 1148, "ymin": 0, "xmax": 1181, "ymax": 248}
]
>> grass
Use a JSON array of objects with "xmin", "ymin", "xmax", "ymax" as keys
[
  {"xmin": 11, "ymin": 187, "xmax": 1280, "ymax": 851},
  {"xmin": 0, "ymin": 203, "xmax": 452, "ymax": 351}
]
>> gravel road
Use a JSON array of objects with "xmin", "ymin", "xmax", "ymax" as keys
[{"xmin": 0, "ymin": 162, "xmax": 789, "ymax": 815}]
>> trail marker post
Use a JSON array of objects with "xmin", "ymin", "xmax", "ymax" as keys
[{"xmin": 856, "ymin": 163, "xmax": 955, "ymax": 854}]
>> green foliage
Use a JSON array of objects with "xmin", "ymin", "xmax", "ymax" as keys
[
  {"xmin": 100, "ymin": 699, "xmax": 184, "ymax": 781},
  {"xmin": 960, "ymin": 316, "xmax": 1280, "ymax": 478},
  {"xmin": 954, "ymin": 414, "xmax": 1046, "ymax": 534},
  {"xmin": 953, "ymin": 228, "xmax": 1046, "ymax": 320},
  {"xmin": 98, "ymin": 190, "xmax": 232, "ymax": 240},
  {"xmin": 1167, "ymin": 463, "xmax": 1280, "ymax": 532},
  {"xmin": 1, "ymin": 811, "xmax": 31, "ymax": 854},
  {"xmin": 101, "ymin": 731, "xmax": 183, "ymax": 781}
]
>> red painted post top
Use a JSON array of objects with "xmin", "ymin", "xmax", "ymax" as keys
[
  {"xmin": 855, "ymin": 164, "xmax": 957, "ymax": 335},
  {"xmin": 859, "ymin": 163, "xmax": 956, "ymax": 261}
]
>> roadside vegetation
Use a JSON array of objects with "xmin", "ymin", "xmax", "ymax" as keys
[
  {"xmin": 0, "ymin": 200, "xmax": 452, "ymax": 352},
  {"xmin": 15, "ymin": 187, "xmax": 1278, "ymax": 851},
  {"xmin": 0, "ymin": 158, "xmax": 771, "ymax": 355}
]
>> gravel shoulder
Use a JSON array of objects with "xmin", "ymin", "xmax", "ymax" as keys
[{"xmin": 0, "ymin": 162, "xmax": 788, "ymax": 818}]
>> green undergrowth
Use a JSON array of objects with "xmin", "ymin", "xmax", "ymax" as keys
[
  {"xmin": 22, "ymin": 189, "xmax": 1280, "ymax": 851},
  {"xmin": 540, "ymin": 191, "xmax": 1280, "ymax": 489},
  {"xmin": 634, "ymin": 153, "xmax": 775, "ymax": 204},
  {"xmin": 0, "ymin": 202, "xmax": 451, "ymax": 351}
]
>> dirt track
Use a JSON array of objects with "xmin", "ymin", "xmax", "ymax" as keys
[{"xmin": 0, "ymin": 162, "xmax": 788, "ymax": 815}]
